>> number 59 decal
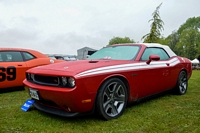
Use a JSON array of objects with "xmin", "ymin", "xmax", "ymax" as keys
[{"xmin": 0, "ymin": 66, "xmax": 16, "ymax": 82}]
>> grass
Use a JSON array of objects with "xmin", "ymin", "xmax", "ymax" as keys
[{"xmin": 0, "ymin": 70, "xmax": 200, "ymax": 133}]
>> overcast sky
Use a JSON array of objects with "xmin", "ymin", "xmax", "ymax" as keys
[{"xmin": 0, "ymin": 0, "xmax": 199, "ymax": 55}]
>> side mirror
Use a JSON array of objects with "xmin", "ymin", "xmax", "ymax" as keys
[{"xmin": 146, "ymin": 54, "xmax": 160, "ymax": 64}]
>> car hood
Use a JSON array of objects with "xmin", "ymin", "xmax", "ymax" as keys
[{"xmin": 27, "ymin": 59, "xmax": 135, "ymax": 77}]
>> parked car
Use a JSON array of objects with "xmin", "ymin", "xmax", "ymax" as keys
[
  {"xmin": 45, "ymin": 54, "xmax": 57, "ymax": 60},
  {"xmin": 54, "ymin": 55, "xmax": 77, "ymax": 61},
  {"xmin": 0, "ymin": 48, "xmax": 63, "ymax": 89},
  {"xmin": 23, "ymin": 43, "xmax": 192, "ymax": 120}
]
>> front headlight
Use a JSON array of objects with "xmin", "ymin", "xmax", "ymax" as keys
[
  {"xmin": 61, "ymin": 76, "xmax": 67, "ymax": 86},
  {"xmin": 60, "ymin": 76, "xmax": 76, "ymax": 88},
  {"xmin": 68, "ymin": 77, "xmax": 75, "ymax": 87}
]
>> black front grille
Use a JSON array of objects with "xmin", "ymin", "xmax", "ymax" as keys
[
  {"xmin": 26, "ymin": 73, "xmax": 75, "ymax": 88},
  {"xmin": 33, "ymin": 75, "xmax": 60, "ymax": 86}
]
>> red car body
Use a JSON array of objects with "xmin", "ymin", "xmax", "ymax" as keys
[{"xmin": 23, "ymin": 43, "xmax": 192, "ymax": 120}]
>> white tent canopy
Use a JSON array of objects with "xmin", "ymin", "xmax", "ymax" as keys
[{"xmin": 191, "ymin": 58, "xmax": 199, "ymax": 64}]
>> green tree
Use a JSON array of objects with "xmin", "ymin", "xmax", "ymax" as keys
[
  {"xmin": 108, "ymin": 36, "xmax": 135, "ymax": 46},
  {"xmin": 157, "ymin": 36, "xmax": 168, "ymax": 45},
  {"xmin": 142, "ymin": 3, "xmax": 164, "ymax": 43},
  {"xmin": 165, "ymin": 31, "xmax": 180, "ymax": 53},
  {"xmin": 164, "ymin": 17, "xmax": 200, "ymax": 57},
  {"xmin": 178, "ymin": 17, "xmax": 200, "ymax": 34},
  {"xmin": 175, "ymin": 27, "xmax": 200, "ymax": 59}
]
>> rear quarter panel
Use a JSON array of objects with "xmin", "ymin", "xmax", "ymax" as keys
[
  {"xmin": 0, "ymin": 62, "xmax": 27, "ymax": 88},
  {"xmin": 167, "ymin": 56, "xmax": 192, "ymax": 89},
  {"xmin": 25, "ymin": 58, "xmax": 53, "ymax": 68}
]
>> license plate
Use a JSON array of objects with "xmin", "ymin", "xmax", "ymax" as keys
[{"xmin": 29, "ymin": 88, "xmax": 40, "ymax": 100}]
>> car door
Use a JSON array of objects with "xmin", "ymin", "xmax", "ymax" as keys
[
  {"xmin": 21, "ymin": 51, "xmax": 53, "ymax": 69},
  {"xmin": 138, "ymin": 47, "xmax": 172, "ymax": 98},
  {"xmin": 0, "ymin": 51, "xmax": 27, "ymax": 88}
]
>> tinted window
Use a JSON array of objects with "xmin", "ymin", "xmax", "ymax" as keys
[
  {"xmin": 88, "ymin": 45, "xmax": 140, "ymax": 60},
  {"xmin": 0, "ymin": 51, "xmax": 23, "ymax": 62},
  {"xmin": 141, "ymin": 48, "xmax": 169, "ymax": 61},
  {"xmin": 22, "ymin": 52, "xmax": 36, "ymax": 61}
]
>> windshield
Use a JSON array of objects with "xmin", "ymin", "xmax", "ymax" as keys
[{"xmin": 88, "ymin": 45, "xmax": 140, "ymax": 60}]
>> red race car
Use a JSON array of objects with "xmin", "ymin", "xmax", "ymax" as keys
[
  {"xmin": 23, "ymin": 43, "xmax": 192, "ymax": 120},
  {"xmin": 0, "ymin": 48, "xmax": 63, "ymax": 90}
]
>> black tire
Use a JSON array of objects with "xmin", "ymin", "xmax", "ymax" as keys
[
  {"xmin": 96, "ymin": 78, "xmax": 128, "ymax": 120},
  {"xmin": 174, "ymin": 71, "xmax": 188, "ymax": 95}
]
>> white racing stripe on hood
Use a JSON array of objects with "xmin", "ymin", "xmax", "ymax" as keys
[{"xmin": 75, "ymin": 58, "xmax": 180, "ymax": 78}]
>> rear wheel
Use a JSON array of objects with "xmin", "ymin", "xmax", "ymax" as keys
[
  {"xmin": 96, "ymin": 78, "xmax": 128, "ymax": 120},
  {"xmin": 174, "ymin": 71, "xmax": 188, "ymax": 95}
]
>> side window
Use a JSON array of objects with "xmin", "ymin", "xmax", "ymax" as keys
[
  {"xmin": 141, "ymin": 48, "xmax": 153, "ymax": 60},
  {"xmin": 141, "ymin": 48, "xmax": 169, "ymax": 61},
  {"xmin": 156, "ymin": 48, "xmax": 170, "ymax": 60},
  {"xmin": 22, "ymin": 52, "xmax": 36, "ymax": 61},
  {"xmin": 0, "ymin": 51, "xmax": 23, "ymax": 62}
]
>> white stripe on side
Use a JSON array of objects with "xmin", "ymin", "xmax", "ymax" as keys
[{"xmin": 75, "ymin": 57, "xmax": 180, "ymax": 78}]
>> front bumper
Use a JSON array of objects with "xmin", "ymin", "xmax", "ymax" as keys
[
  {"xmin": 23, "ymin": 79, "xmax": 96, "ymax": 114},
  {"xmin": 33, "ymin": 100, "xmax": 80, "ymax": 117}
]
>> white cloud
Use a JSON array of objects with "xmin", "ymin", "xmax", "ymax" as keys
[{"xmin": 0, "ymin": 0, "xmax": 200, "ymax": 54}]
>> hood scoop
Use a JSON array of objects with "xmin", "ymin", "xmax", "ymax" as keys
[{"xmin": 88, "ymin": 60, "xmax": 99, "ymax": 63}]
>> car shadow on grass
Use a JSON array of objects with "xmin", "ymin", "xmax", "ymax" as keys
[
  {"xmin": 27, "ymin": 105, "xmax": 101, "ymax": 122},
  {"xmin": 127, "ymin": 89, "xmax": 174, "ymax": 107},
  {"xmin": 0, "ymin": 86, "xmax": 25, "ymax": 93}
]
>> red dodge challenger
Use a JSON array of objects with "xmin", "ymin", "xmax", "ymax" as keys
[{"xmin": 23, "ymin": 43, "xmax": 192, "ymax": 120}]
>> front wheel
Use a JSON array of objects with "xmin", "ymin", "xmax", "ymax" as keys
[
  {"xmin": 96, "ymin": 78, "xmax": 128, "ymax": 120},
  {"xmin": 174, "ymin": 71, "xmax": 188, "ymax": 95}
]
